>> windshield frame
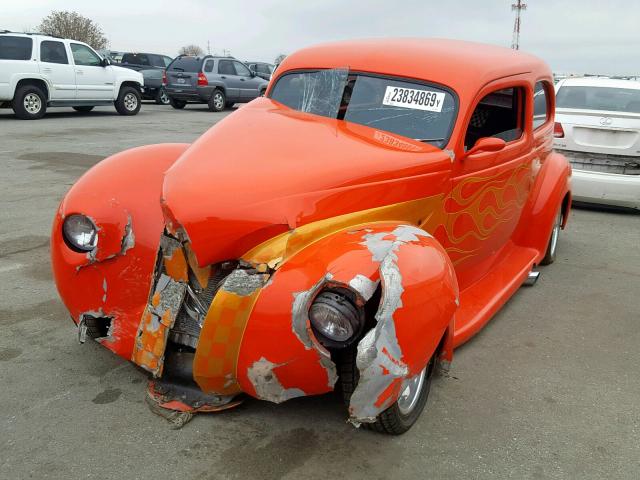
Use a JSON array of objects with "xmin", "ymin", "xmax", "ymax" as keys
[{"xmin": 268, "ymin": 68, "xmax": 460, "ymax": 149}]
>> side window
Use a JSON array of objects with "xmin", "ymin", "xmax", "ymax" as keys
[
  {"xmin": 257, "ymin": 64, "xmax": 270, "ymax": 74},
  {"xmin": 233, "ymin": 61, "xmax": 251, "ymax": 77},
  {"xmin": 218, "ymin": 60, "xmax": 236, "ymax": 75},
  {"xmin": 0, "ymin": 36, "xmax": 33, "ymax": 60},
  {"xmin": 203, "ymin": 59, "xmax": 214, "ymax": 73},
  {"xmin": 149, "ymin": 55, "xmax": 165, "ymax": 68},
  {"xmin": 533, "ymin": 81, "xmax": 550, "ymax": 129},
  {"xmin": 163, "ymin": 56, "xmax": 172, "ymax": 68},
  {"xmin": 71, "ymin": 43, "xmax": 102, "ymax": 67},
  {"xmin": 40, "ymin": 40, "xmax": 68, "ymax": 64},
  {"xmin": 464, "ymin": 87, "xmax": 525, "ymax": 150}
]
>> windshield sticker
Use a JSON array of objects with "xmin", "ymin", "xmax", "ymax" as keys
[{"xmin": 383, "ymin": 86, "xmax": 445, "ymax": 112}]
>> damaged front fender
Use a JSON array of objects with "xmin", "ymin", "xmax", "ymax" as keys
[
  {"xmin": 51, "ymin": 143, "xmax": 191, "ymax": 359},
  {"xmin": 235, "ymin": 223, "xmax": 458, "ymax": 422}
]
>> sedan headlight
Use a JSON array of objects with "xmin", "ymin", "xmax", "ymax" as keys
[
  {"xmin": 309, "ymin": 290, "xmax": 364, "ymax": 348},
  {"xmin": 63, "ymin": 214, "xmax": 98, "ymax": 252}
]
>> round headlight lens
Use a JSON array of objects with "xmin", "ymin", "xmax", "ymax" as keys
[
  {"xmin": 309, "ymin": 290, "xmax": 363, "ymax": 347},
  {"xmin": 63, "ymin": 214, "xmax": 98, "ymax": 252}
]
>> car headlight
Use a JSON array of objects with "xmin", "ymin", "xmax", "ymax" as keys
[
  {"xmin": 309, "ymin": 290, "xmax": 364, "ymax": 348},
  {"xmin": 63, "ymin": 214, "xmax": 98, "ymax": 252}
]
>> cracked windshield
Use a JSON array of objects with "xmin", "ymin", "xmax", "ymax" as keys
[{"xmin": 269, "ymin": 69, "xmax": 457, "ymax": 147}]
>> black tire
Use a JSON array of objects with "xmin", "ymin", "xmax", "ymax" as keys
[
  {"xmin": 225, "ymin": 100, "xmax": 235, "ymax": 109},
  {"xmin": 208, "ymin": 89, "xmax": 226, "ymax": 112},
  {"xmin": 155, "ymin": 87, "xmax": 170, "ymax": 105},
  {"xmin": 540, "ymin": 208, "xmax": 562, "ymax": 265},
  {"xmin": 339, "ymin": 348, "xmax": 436, "ymax": 435},
  {"xmin": 169, "ymin": 97, "xmax": 186, "ymax": 109},
  {"xmin": 12, "ymin": 84, "xmax": 47, "ymax": 120},
  {"xmin": 114, "ymin": 86, "xmax": 141, "ymax": 115},
  {"xmin": 73, "ymin": 106, "xmax": 94, "ymax": 112}
]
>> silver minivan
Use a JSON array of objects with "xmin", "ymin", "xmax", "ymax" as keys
[{"xmin": 165, "ymin": 55, "xmax": 268, "ymax": 111}]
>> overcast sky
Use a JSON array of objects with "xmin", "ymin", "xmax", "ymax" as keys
[{"xmin": 3, "ymin": 0, "xmax": 638, "ymax": 75}]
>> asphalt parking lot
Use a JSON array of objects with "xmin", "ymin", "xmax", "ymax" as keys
[{"xmin": 1, "ymin": 103, "xmax": 639, "ymax": 479}]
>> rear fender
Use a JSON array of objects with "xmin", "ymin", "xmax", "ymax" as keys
[
  {"xmin": 514, "ymin": 151, "xmax": 572, "ymax": 261},
  {"xmin": 234, "ymin": 223, "xmax": 458, "ymax": 423}
]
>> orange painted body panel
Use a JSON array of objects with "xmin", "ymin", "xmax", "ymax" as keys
[
  {"xmin": 51, "ymin": 39, "xmax": 571, "ymax": 422},
  {"xmin": 51, "ymin": 144, "xmax": 189, "ymax": 359}
]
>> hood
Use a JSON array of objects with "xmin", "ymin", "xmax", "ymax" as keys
[
  {"xmin": 111, "ymin": 65, "xmax": 143, "ymax": 82},
  {"xmin": 162, "ymin": 98, "xmax": 452, "ymax": 266}
]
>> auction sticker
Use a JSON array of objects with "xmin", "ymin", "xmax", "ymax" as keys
[{"xmin": 383, "ymin": 86, "xmax": 445, "ymax": 112}]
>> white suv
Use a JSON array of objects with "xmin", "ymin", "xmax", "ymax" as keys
[{"xmin": 0, "ymin": 32, "xmax": 144, "ymax": 119}]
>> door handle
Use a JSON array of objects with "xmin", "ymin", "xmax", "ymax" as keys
[
  {"xmin": 240, "ymin": 78, "xmax": 246, "ymax": 81},
  {"xmin": 76, "ymin": 70, "xmax": 83, "ymax": 75},
  {"xmin": 220, "ymin": 76, "xmax": 226, "ymax": 79},
  {"xmin": 42, "ymin": 68, "xmax": 52, "ymax": 73}
]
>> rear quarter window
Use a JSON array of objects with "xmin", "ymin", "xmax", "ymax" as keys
[
  {"xmin": 168, "ymin": 57, "xmax": 202, "ymax": 72},
  {"xmin": 0, "ymin": 36, "xmax": 33, "ymax": 60}
]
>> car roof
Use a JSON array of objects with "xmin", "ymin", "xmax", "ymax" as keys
[
  {"xmin": 558, "ymin": 77, "xmax": 640, "ymax": 90},
  {"xmin": 0, "ymin": 32, "xmax": 63, "ymax": 41},
  {"xmin": 276, "ymin": 38, "xmax": 550, "ymax": 101}
]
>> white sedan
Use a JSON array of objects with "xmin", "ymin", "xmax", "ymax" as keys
[{"xmin": 553, "ymin": 77, "xmax": 640, "ymax": 210}]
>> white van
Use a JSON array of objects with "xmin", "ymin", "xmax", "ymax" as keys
[{"xmin": 0, "ymin": 32, "xmax": 144, "ymax": 119}]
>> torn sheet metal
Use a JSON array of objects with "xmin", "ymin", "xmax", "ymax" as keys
[
  {"xmin": 291, "ymin": 275, "xmax": 339, "ymax": 389},
  {"xmin": 131, "ymin": 274, "xmax": 186, "ymax": 376},
  {"xmin": 349, "ymin": 225, "xmax": 431, "ymax": 422},
  {"xmin": 247, "ymin": 357, "xmax": 305, "ymax": 403},
  {"xmin": 161, "ymin": 235, "xmax": 188, "ymax": 282},
  {"xmin": 221, "ymin": 268, "xmax": 269, "ymax": 297},
  {"xmin": 348, "ymin": 274, "xmax": 379, "ymax": 302},
  {"xmin": 82, "ymin": 214, "xmax": 136, "ymax": 268}
]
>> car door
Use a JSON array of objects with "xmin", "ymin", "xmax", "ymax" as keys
[
  {"xmin": 217, "ymin": 59, "xmax": 241, "ymax": 99},
  {"xmin": 232, "ymin": 60, "xmax": 261, "ymax": 99},
  {"xmin": 38, "ymin": 39, "xmax": 76, "ymax": 100},
  {"xmin": 448, "ymin": 82, "xmax": 534, "ymax": 288},
  {"xmin": 70, "ymin": 43, "xmax": 114, "ymax": 100}
]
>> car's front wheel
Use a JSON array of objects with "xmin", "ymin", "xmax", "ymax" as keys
[
  {"xmin": 12, "ymin": 85, "xmax": 47, "ymax": 120},
  {"xmin": 540, "ymin": 208, "xmax": 562, "ymax": 265},
  {"xmin": 73, "ymin": 106, "xmax": 94, "ymax": 113},
  {"xmin": 114, "ymin": 86, "xmax": 141, "ymax": 115},
  {"xmin": 340, "ymin": 348, "xmax": 436, "ymax": 435},
  {"xmin": 155, "ymin": 87, "xmax": 170, "ymax": 105},
  {"xmin": 208, "ymin": 89, "xmax": 226, "ymax": 112}
]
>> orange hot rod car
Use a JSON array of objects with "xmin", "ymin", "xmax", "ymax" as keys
[{"xmin": 51, "ymin": 39, "xmax": 571, "ymax": 434}]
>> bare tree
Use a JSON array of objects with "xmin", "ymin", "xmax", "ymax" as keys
[
  {"xmin": 274, "ymin": 54, "xmax": 287, "ymax": 65},
  {"xmin": 37, "ymin": 11, "xmax": 108, "ymax": 50},
  {"xmin": 179, "ymin": 44, "xmax": 204, "ymax": 56}
]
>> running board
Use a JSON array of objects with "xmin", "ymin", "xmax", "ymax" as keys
[{"xmin": 522, "ymin": 271, "xmax": 540, "ymax": 286}]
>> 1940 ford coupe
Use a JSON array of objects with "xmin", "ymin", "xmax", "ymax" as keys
[{"xmin": 51, "ymin": 39, "xmax": 571, "ymax": 434}]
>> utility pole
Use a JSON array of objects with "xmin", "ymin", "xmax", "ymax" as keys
[
  {"xmin": 207, "ymin": 40, "xmax": 211, "ymax": 54},
  {"xmin": 511, "ymin": 0, "xmax": 527, "ymax": 50}
]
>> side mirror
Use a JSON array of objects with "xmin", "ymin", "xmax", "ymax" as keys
[
  {"xmin": 101, "ymin": 57, "xmax": 111, "ymax": 67},
  {"xmin": 250, "ymin": 69, "xmax": 256, "ymax": 77},
  {"xmin": 461, "ymin": 137, "xmax": 506, "ymax": 160}
]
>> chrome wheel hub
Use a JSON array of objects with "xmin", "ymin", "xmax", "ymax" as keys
[
  {"xmin": 160, "ymin": 90, "xmax": 169, "ymax": 104},
  {"xmin": 124, "ymin": 92, "xmax": 138, "ymax": 111},
  {"xmin": 214, "ymin": 93, "xmax": 224, "ymax": 109},
  {"xmin": 397, "ymin": 367, "xmax": 426, "ymax": 415},
  {"xmin": 24, "ymin": 93, "xmax": 42, "ymax": 114}
]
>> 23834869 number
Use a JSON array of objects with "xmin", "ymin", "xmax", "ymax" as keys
[{"xmin": 383, "ymin": 86, "xmax": 445, "ymax": 112}]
